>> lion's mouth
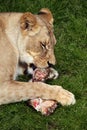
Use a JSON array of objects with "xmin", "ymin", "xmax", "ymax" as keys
[
  {"xmin": 19, "ymin": 62, "xmax": 58, "ymax": 81},
  {"xmin": 23, "ymin": 63, "xmax": 50, "ymax": 82},
  {"xmin": 25, "ymin": 66, "xmax": 58, "ymax": 82},
  {"xmin": 29, "ymin": 63, "xmax": 37, "ymax": 70},
  {"xmin": 19, "ymin": 62, "xmax": 36, "ymax": 75},
  {"xmin": 24, "ymin": 63, "xmax": 37, "ymax": 75}
]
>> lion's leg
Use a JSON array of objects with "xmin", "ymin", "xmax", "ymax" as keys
[{"xmin": 0, "ymin": 81, "xmax": 76, "ymax": 106}]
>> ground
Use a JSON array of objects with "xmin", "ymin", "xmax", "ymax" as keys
[{"xmin": 0, "ymin": 0, "xmax": 87, "ymax": 130}]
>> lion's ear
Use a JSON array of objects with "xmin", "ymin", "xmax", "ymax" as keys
[
  {"xmin": 38, "ymin": 8, "xmax": 54, "ymax": 24},
  {"xmin": 20, "ymin": 12, "xmax": 37, "ymax": 30}
]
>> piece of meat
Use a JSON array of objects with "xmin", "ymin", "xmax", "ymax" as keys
[
  {"xmin": 32, "ymin": 68, "xmax": 50, "ymax": 82},
  {"xmin": 28, "ymin": 67, "xmax": 58, "ymax": 115},
  {"xmin": 28, "ymin": 98, "xmax": 57, "ymax": 116}
]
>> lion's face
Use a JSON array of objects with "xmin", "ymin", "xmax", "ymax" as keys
[{"xmin": 19, "ymin": 8, "xmax": 56, "ymax": 69}]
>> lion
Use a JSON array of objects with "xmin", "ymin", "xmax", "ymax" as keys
[{"xmin": 0, "ymin": 8, "xmax": 76, "ymax": 106}]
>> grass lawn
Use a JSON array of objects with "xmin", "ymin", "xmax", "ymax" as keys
[{"xmin": 0, "ymin": 0, "xmax": 87, "ymax": 130}]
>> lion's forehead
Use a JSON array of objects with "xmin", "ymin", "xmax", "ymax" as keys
[{"xmin": 25, "ymin": 15, "xmax": 55, "ymax": 54}]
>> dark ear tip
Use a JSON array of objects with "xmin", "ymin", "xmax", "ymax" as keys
[
  {"xmin": 38, "ymin": 8, "xmax": 53, "ymax": 24},
  {"xmin": 38, "ymin": 11, "xmax": 46, "ymax": 15},
  {"xmin": 39, "ymin": 8, "xmax": 51, "ymax": 14}
]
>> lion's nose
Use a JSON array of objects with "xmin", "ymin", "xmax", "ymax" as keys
[{"xmin": 47, "ymin": 61, "xmax": 55, "ymax": 68}]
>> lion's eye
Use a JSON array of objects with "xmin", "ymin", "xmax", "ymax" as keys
[{"xmin": 40, "ymin": 42, "xmax": 46, "ymax": 49}]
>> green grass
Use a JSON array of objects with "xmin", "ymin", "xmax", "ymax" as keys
[{"xmin": 0, "ymin": 0, "xmax": 87, "ymax": 129}]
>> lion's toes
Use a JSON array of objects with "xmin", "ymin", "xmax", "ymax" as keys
[
  {"xmin": 57, "ymin": 89, "xmax": 76, "ymax": 106},
  {"xmin": 59, "ymin": 89, "xmax": 76, "ymax": 106}
]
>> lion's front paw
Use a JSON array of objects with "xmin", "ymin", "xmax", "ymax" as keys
[
  {"xmin": 58, "ymin": 88, "xmax": 76, "ymax": 106},
  {"xmin": 54, "ymin": 86, "xmax": 76, "ymax": 106}
]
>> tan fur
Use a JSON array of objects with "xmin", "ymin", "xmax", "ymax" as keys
[{"xmin": 0, "ymin": 9, "xmax": 76, "ymax": 105}]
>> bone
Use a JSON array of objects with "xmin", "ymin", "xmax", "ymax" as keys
[{"xmin": 28, "ymin": 98, "xmax": 57, "ymax": 116}]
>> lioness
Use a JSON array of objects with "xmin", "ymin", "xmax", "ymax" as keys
[{"xmin": 0, "ymin": 8, "xmax": 76, "ymax": 106}]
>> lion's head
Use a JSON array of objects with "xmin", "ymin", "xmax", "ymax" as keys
[{"xmin": 18, "ymin": 8, "xmax": 56, "ymax": 74}]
